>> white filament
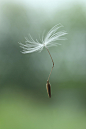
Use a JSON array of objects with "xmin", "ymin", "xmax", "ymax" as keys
[{"xmin": 19, "ymin": 23, "xmax": 67, "ymax": 54}]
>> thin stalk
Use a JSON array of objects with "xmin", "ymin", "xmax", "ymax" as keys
[{"xmin": 45, "ymin": 47, "xmax": 54, "ymax": 82}]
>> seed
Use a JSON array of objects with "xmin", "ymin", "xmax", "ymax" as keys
[{"xmin": 46, "ymin": 80, "xmax": 51, "ymax": 98}]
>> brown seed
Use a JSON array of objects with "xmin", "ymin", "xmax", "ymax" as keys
[{"xmin": 46, "ymin": 81, "xmax": 51, "ymax": 98}]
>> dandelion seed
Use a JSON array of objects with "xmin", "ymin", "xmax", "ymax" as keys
[
  {"xmin": 19, "ymin": 23, "xmax": 67, "ymax": 98},
  {"xmin": 46, "ymin": 80, "xmax": 51, "ymax": 98}
]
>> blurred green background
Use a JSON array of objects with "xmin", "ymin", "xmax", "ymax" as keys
[{"xmin": 0, "ymin": 0, "xmax": 86, "ymax": 129}]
